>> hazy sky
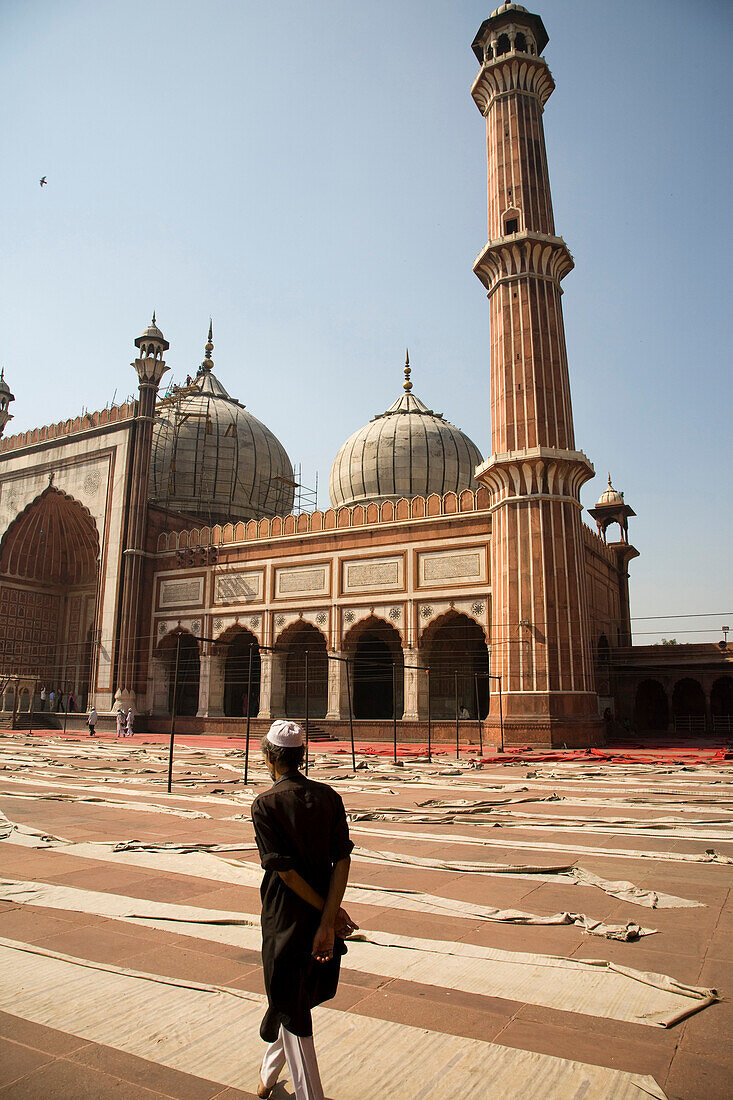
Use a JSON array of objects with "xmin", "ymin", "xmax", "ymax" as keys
[{"xmin": 2, "ymin": 0, "xmax": 731, "ymax": 644}]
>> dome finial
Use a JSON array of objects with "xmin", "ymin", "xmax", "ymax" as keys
[
  {"xmin": 403, "ymin": 348, "xmax": 412, "ymax": 392},
  {"xmin": 201, "ymin": 319, "xmax": 214, "ymax": 371},
  {"xmin": 151, "ymin": 310, "xmax": 156, "ymax": 326}
]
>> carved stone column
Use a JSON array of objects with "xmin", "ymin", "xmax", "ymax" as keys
[
  {"xmin": 151, "ymin": 656, "xmax": 169, "ymax": 714},
  {"xmin": 326, "ymin": 653, "xmax": 349, "ymax": 719},
  {"xmin": 206, "ymin": 648, "xmax": 226, "ymax": 717},
  {"xmin": 258, "ymin": 651, "xmax": 287, "ymax": 719},
  {"xmin": 196, "ymin": 652, "xmax": 211, "ymax": 718},
  {"xmin": 403, "ymin": 646, "xmax": 428, "ymax": 720}
]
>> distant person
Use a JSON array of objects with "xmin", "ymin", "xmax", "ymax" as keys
[
  {"xmin": 49, "ymin": 689, "xmax": 55, "ymax": 710},
  {"xmin": 87, "ymin": 707, "xmax": 98, "ymax": 736},
  {"xmin": 459, "ymin": 704, "xmax": 470, "ymax": 719},
  {"xmin": 56, "ymin": 690, "xmax": 64, "ymax": 712},
  {"xmin": 116, "ymin": 710, "xmax": 125, "ymax": 738},
  {"xmin": 252, "ymin": 720, "xmax": 357, "ymax": 1100},
  {"xmin": 40, "ymin": 687, "xmax": 47, "ymax": 711},
  {"xmin": 68, "ymin": 693, "xmax": 76, "ymax": 713},
  {"xmin": 126, "ymin": 708, "xmax": 134, "ymax": 737}
]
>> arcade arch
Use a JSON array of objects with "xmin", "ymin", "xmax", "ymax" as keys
[
  {"xmin": 0, "ymin": 487, "xmax": 99, "ymax": 708},
  {"xmin": 221, "ymin": 628, "xmax": 261, "ymax": 717},
  {"xmin": 672, "ymin": 678, "xmax": 706, "ymax": 733},
  {"xmin": 711, "ymin": 677, "xmax": 733, "ymax": 731},
  {"xmin": 157, "ymin": 630, "xmax": 200, "ymax": 717},
  {"xmin": 633, "ymin": 679, "xmax": 669, "ymax": 733},
  {"xmin": 344, "ymin": 616, "xmax": 404, "ymax": 720},
  {"xmin": 279, "ymin": 621, "xmax": 328, "ymax": 719},
  {"xmin": 421, "ymin": 611, "xmax": 490, "ymax": 719}
]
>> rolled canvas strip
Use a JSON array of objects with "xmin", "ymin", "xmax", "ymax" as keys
[
  {"xmin": 0, "ymin": 790, "xmax": 210, "ymax": 818},
  {"xmin": 0, "ymin": 939, "xmax": 669, "ymax": 1099},
  {"xmin": 0, "ymin": 878, "xmax": 714, "ymax": 1027},
  {"xmin": 0, "ymin": 811, "xmax": 703, "ymax": 909},
  {"xmin": 349, "ymin": 822, "xmax": 733, "ymax": 865}
]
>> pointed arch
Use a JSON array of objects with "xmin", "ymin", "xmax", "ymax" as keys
[
  {"xmin": 156, "ymin": 629, "xmax": 200, "ymax": 716},
  {"xmin": 342, "ymin": 614, "xmax": 404, "ymax": 719},
  {"xmin": 276, "ymin": 620, "xmax": 328, "ymax": 719},
  {"xmin": 420, "ymin": 610, "xmax": 490, "ymax": 719},
  {"xmin": 0, "ymin": 488, "xmax": 100, "ymax": 704}
]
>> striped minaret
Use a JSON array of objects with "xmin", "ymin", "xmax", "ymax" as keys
[{"xmin": 472, "ymin": 5, "xmax": 602, "ymax": 746}]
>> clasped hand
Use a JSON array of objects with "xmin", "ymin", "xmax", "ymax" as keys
[{"xmin": 312, "ymin": 907, "xmax": 359, "ymax": 963}]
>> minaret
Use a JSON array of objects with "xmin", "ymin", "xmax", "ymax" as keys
[
  {"xmin": 472, "ymin": 5, "xmax": 602, "ymax": 745},
  {"xmin": 0, "ymin": 369, "xmax": 15, "ymax": 437},
  {"xmin": 114, "ymin": 315, "xmax": 169, "ymax": 713}
]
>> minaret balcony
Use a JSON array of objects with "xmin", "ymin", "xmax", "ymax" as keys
[
  {"xmin": 476, "ymin": 445, "xmax": 595, "ymax": 507},
  {"xmin": 471, "ymin": 52, "xmax": 555, "ymax": 114},
  {"xmin": 473, "ymin": 230, "xmax": 574, "ymax": 296}
]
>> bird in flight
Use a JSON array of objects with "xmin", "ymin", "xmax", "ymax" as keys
[{"xmin": 39, "ymin": 176, "xmax": 47, "ymax": 187}]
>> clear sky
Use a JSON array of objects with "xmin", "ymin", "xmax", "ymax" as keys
[{"xmin": 2, "ymin": 0, "xmax": 731, "ymax": 644}]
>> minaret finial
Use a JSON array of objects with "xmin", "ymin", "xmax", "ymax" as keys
[
  {"xmin": 403, "ymin": 348, "xmax": 412, "ymax": 392},
  {"xmin": 152, "ymin": 310, "xmax": 156, "ymax": 326},
  {"xmin": 608, "ymin": 472, "xmax": 613, "ymax": 488},
  {"xmin": 202, "ymin": 319, "xmax": 214, "ymax": 371}
]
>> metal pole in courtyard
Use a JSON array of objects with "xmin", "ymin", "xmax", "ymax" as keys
[
  {"xmin": 304, "ymin": 649, "xmax": 310, "ymax": 775},
  {"xmin": 28, "ymin": 677, "xmax": 37, "ymax": 736},
  {"xmin": 498, "ymin": 673, "xmax": 504, "ymax": 753},
  {"xmin": 167, "ymin": 634, "xmax": 181, "ymax": 793},
  {"xmin": 426, "ymin": 669, "xmax": 432, "ymax": 763},
  {"xmin": 244, "ymin": 644, "xmax": 253, "ymax": 785},
  {"xmin": 454, "ymin": 670, "xmax": 460, "ymax": 758},
  {"xmin": 345, "ymin": 657, "xmax": 356, "ymax": 771},
  {"xmin": 474, "ymin": 672, "xmax": 482, "ymax": 756},
  {"xmin": 392, "ymin": 661, "xmax": 397, "ymax": 764}
]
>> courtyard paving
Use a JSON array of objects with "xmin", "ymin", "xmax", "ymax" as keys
[{"xmin": 0, "ymin": 732, "xmax": 730, "ymax": 1098}]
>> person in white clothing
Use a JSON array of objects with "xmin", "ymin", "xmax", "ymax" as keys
[
  {"xmin": 116, "ymin": 711, "xmax": 125, "ymax": 738},
  {"xmin": 126, "ymin": 708, "xmax": 134, "ymax": 737},
  {"xmin": 87, "ymin": 707, "xmax": 98, "ymax": 736}
]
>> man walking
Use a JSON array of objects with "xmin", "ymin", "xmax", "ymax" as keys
[{"xmin": 251, "ymin": 720, "xmax": 357, "ymax": 1100}]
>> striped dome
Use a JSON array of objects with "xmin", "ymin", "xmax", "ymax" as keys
[
  {"xmin": 329, "ymin": 372, "xmax": 483, "ymax": 508},
  {"xmin": 150, "ymin": 366, "xmax": 294, "ymax": 524}
]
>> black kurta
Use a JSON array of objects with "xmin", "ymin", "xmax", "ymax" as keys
[{"xmin": 251, "ymin": 771, "xmax": 354, "ymax": 1042}]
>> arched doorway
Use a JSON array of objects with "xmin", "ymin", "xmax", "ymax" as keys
[
  {"xmin": 0, "ymin": 488, "xmax": 99, "ymax": 705},
  {"xmin": 633, "ymin": 679, "xmax": 669, "ymax": 732},
  {"xmin": 158, "ymin": 631, "xmax": 200, "ymax": 717},
  {"xmin": 421, "ymin": 612, "xmax": 490, "ymax": 719},
  {"xmin": 672, "ymin": 678, "xmax": 706, "ymax": 734},
  {"xmin": 345, "ymin": 617, "xmax": 404, "ymax": 720},
  {"xmin": 280, "ymin": 622, "xmax": 328, "ymax": 719},
  {"xmin": 223, "ymin": 629, "xmax": 261, "ymax": 717},
  {"xmin": 711, "ymin": 677, "xmax": 733, "ymax": 733}
]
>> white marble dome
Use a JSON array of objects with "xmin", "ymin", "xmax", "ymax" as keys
[
  {"xmin": 149, "ymin": 334, "xmax": 294, "ymax": 524},
  {"xmin": 329, "ymin": 361, "xmax": 483, "ymax": 508}
]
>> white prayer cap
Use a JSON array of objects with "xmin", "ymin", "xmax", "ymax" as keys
[{"xmin": 266, "ymin": 720, "xmax": 305, "ymax": 748}]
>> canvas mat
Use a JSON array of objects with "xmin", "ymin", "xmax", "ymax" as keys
[
  {"xmin": 0, "ymin": 940, "xmax": 668, "ymax": 1099},
  {"xmin": 0, "ymin": 878, "xmax": 715, "ymax": 1028}
]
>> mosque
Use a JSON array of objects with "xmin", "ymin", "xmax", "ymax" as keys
[{"xmin": 1, "ymin": 5, "xmax": 730, "ymax": 744}]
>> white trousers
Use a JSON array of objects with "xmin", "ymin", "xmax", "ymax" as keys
[{"xmin": 260, "ymin": 1024, "xmax": 324, "ymax": 1100}]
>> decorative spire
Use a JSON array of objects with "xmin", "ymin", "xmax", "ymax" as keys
[
  {"xmin": 152, "ymin": 310, "xmax": 156, "ymax": 326},
  {"xmin": 201, "ymin": 319, "xmax": 214, "ymax": 372},
  {"xmin": 403, "ymin": 348, "xmax": 412, "ymax": 392}
]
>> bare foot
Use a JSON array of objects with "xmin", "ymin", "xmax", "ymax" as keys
[{"xmin": 257, "ymin": 1078, "xmax": 273, "ymax": 1098}]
